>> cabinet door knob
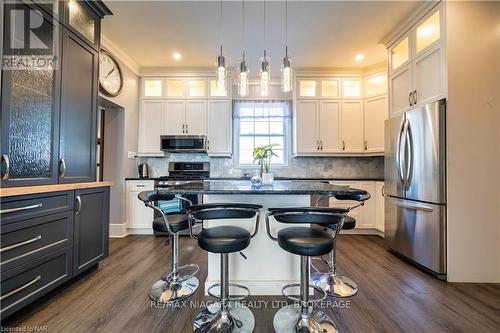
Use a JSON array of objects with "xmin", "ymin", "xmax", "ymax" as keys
[
  {"xmin": 186, "ymin": 124, "xmax": 188, "ymax": 133},
  {"xmin": 320, "ymin": 140, "xmax": 324, "ymax": 150},
  {"xmin": 342, "ymin": 141, "xmax": 346, "ymax": 151},
  {"xmin": 364, "ymin": 140, "xmax": 368, "ymax": 151},
  {"xmin": 412, "ymin": 90, "xmax": 417, "ymax": 104},
  {"xmin": 1, "ymin": 154, "xmax": 10, "ymax": 180},
  {"xmin": 59, "ymin": 158, "xmax": 66, "ymax": 178},
  {"xmin": 408, "ymin": 92, "xmax": 412, "ymax": 106}
]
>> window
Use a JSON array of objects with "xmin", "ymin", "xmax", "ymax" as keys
[{"xmin": 234, "ymin": 100, "xmax": 291, "ymax": 166}]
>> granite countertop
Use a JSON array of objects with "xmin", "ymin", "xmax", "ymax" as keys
[
  {"xmin": 125, "ymin": 176, "xmax": 384, "ymax": 181},
  {"xmin": 151, "ymin": 180, "xmax": 368, "ymax": 196}
]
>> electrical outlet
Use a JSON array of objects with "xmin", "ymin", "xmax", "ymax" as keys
[{"xmin": 128, "ymin": 151, "xmax": 137, "ymax": 159}]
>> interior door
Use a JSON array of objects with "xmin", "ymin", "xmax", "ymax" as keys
[
  {"xmin": 384, "ymin": 113, "xmax": 406, "ymax": 198},
  {"xmin": 185, "ymin": 100, "xmax": 207, "ymax": 135},
  {"xmin": 59, "ymin": 29, "xmax": 98, "ymax": 183},
  {"xmin": 405, "ymin": 100, "xmax": 446, "ymax": 204},
  {"xmin": 164, "ymin": 100, "xmax": 185, "ymax": 135},
  {"xmin": 319, "ymin": 101, "xmax": 341, "ymax": 152},
  {"xmin": 341, "ymin": 101, "xmax": 364, "ymax": 152},
  {"xmin": 296, "ymin": 100, "xmax": 319, "ymax": 153}
]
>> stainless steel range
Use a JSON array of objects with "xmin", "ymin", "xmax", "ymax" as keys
[{"xmin": 153, "ymin": 162, "xmax": 209, "ymax": 236}]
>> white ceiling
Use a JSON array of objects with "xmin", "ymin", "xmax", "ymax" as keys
[{"xmin": 102, "ymin": 1, "xmax": 419, "ymax": 70}]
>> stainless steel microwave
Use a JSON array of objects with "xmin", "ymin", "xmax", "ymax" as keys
[{"xmin": 160, "ymin": 135, "xmax": 207, "ymax": 153}]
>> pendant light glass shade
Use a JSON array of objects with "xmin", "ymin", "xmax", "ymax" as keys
[
  {"xmin": 238, "ymin": 52, "xmax": 249, "ymax": 97},
  {"xmin": 216, "ymin": 46, "xmax": 226, "ymax": 91},
  {"xmin": 260, "ymin": 51, "xmax": 270, "ymax": 96},
  {"xmin": 281, "ymin": 47, "xmax": 292, "ymax": 93}
]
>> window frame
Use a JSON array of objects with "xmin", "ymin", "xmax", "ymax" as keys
[{"xmin": 233, "ymin": 100, "xmax": 292, "ymax": 169}]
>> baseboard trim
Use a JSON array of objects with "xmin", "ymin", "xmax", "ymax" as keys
[
  {"xmin": 341, "ymin": 228, "xmax": 385, "ymax": 238},
  {"xmin": 110, "ymin": 223, "xmax": 128, "ymax": 238},
  {"xmin": 127, "ymin": 227, "xmax": 154, "ymax": 235}
]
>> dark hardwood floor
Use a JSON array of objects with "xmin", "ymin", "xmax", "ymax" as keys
[{"xmin": 2, "ymin": 235, "xmax": 500, "ymax": 332}]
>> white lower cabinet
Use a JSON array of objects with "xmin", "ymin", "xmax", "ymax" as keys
[
  {"xmin": 207, "ymin": 100, "xmax": 232, "ymax": 156},
  {"xmin": 126, "ymin": 180, "xmax": 154, "ymax": 234},
  {"xmin": 329, "ymin": 180, "xmax": 385, "ymax": 236}
]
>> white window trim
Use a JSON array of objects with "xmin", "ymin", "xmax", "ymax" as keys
[{"xmin": 233, "ymin": 102, "xmax": 291, "ymax": 169}]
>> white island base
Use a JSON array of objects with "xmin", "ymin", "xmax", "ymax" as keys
[{"xmin": 203, "ymin": 194, "xmax": 312, "ymax": 296}]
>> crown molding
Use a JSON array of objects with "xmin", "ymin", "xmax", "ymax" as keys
[{"xmin": 101, "ymin": 34, "xmax": 141, "ymax": 75}]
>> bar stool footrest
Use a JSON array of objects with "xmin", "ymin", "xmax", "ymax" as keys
[
  {"xmin": 207, "ymin": 282, "xmax": 250, "ymax": 302},
  {"xmin": 166, "ymin": 264, "xmax": 200, "ymax": 284},
  {"xmin": 281, "ymin": 283, "xmax": 328, "ymax": 304}
]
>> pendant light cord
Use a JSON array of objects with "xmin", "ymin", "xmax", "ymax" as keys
[
  {"xmin": 242, "ymin": 0, "xmax": 245, "ymax": 57},
  {"xmin": 220, "ymin": 0, "xmax": 223, "ymax": 49},
  {"xmin": 264, "ymin": 0, "xmax": 266, "ymax": 55},
  {"xmin": 285, "ymin": 0, "xmax": 288, "ymax": 49}
]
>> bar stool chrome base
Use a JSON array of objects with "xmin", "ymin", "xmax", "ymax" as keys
[
  {"xmin": 149, "ymin": 275, "xmax": 199, "ymax": 304},
  {"xmin": 312, "ymin": 271, "xmax": 358, "ymax": 298},
  {"xmin": 273, "ymin": 304, "xmax": 338, "ymax": 333},
  {"xmin": 193, "ymin": 301, "xmax": 255, "ymax": 333}
]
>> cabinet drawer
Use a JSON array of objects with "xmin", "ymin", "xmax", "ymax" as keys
[
  {"xmin": 0, "ymin": 191, "xmax": 74, "ymax": 225},
  {"xmin": 127, "ymin": 181, "xmax": 154, "ymax": 192},
  {"xmin": 0, "ymin": 247, "xmax": 72, "ymax": 319},
  {"xmin": 1, "ymin": 212, "xmax": 74, "ymax": 272}
]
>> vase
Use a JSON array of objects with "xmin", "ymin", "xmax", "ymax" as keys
[{"xmin": 262, "ymin": 173, "xmax": 274, "ymax": 185}]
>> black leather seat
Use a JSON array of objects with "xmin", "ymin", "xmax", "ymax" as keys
[
  {"xmin": 277, "ymin": 227, "xmax": 333, "ymax": 256},
  {"xmin": 152, "ymin": 214, "xmax": 189, "ymax": 234},
  {"xmin": 198, "ymin": 226, "xmax": 251, "ymax": 253},
  {"xmin": 342, "ymin": 216, "xmax": 356, "ymax": 230}
]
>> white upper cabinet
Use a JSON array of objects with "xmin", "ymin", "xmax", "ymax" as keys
[
  {"xmin": 165, "ymin": 79, "xmax": 185, "ymax": 98},
  {"xmin": 295, "ymin": 100, "xmax": 319, "ymax": 153},
  {"xmin": 163, "ymin": 100, "xmax": 185, "ymax": 135},
  {"xmin": 387, "ymin": 4, "xmax": 446, "ymax": 117},
  {"xmin": 321, "ymin": 80, "xmax": 340, "ymax": 98},
  {"xmin": 341, "ymin": 100, "xmax": 364, "ymax": 153},
  {"xmin": 142, "ymin": 79, "xmax": 163, "ymax": 98},
  {"xmin": 365, "ymin": 73, "xmax": 388, "ymax": 97},
  {"xmin": 342, "ymin": 79, "xmax": 362, "ymax": 99},
  {"xmin": 298, "ymin": 79, "xmax": 318, "ymax": 98},
  {"xmin": 185, "ymin": 100, "xmax": 207, "ymax": 135},
  {"xmin": 207, "ymin": 100, "xmax": 231, "ymax": 156},
  {"xmin": 187, "ymin": 79, "xmax": 206, "ymax": 98},
  {"xmin": 319, "ymin": 101, "xmax": 341, "ymax": 152},
  {"xmin": 415, "ymin": 9, "xmax": 441, "ymax": 55},
  {"xmin": 389, "ymin": 35, "xmax": 410, "ymax": 74},
  {"xmin": 364, "ymin": 96, "xmax": 388, "ymax": 153},
  {"xmin": 209, "ymin": 79, "xmax": 228, "ymax": 98},
  {"xmin": 138, "ymin": 100, "xmax": 163, "ymax": 155}
]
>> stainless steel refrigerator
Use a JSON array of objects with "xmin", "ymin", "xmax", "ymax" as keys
[{"xmin": 384, "ymin": 99, "xmax": 446, "ymax": 277}]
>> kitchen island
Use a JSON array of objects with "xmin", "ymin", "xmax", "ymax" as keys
[{"xmin": 158, "ymin": 180, "xmax": 368, "ymax": 295}]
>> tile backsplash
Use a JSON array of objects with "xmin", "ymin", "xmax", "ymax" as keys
[{"xmin": 139, "ymin": 154, "xmax": 384, "ymax": 179}]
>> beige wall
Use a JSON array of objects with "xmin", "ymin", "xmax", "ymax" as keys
[
  {"xmin": 99, "ymin": 49, "xmax": 140, "ymax": 231},
  {"xmin": 446, "ymin": 1, "xmax": 500, "ymax": 282}
]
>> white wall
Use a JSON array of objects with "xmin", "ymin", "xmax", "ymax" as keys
[
  {"xmin": 100, "ymin": 37, "xmax": 141, "ymax": 237},
  {"xmin": 446, "ymin": 1, "xmax": 500, "ymax": 282}
]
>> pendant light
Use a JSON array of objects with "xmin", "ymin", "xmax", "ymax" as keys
[
  {"xmin": 216, "ymin": 0, "xmax": 226, "ymax": 91},
  {"xmin": 260, "ymin": 0, "xmax": 270, "ymax": 96},
  {"xmin": 281, "ymin": 0, "xmax": 292, "ymax": 93},
  {"xmin": 238, "ymin": 0, "xmax": 249, "ymax": 97}
]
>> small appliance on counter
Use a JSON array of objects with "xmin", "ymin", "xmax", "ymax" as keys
[{"xmin": 138, "ymin": 163, "xmax": 149, "ymax": 178}]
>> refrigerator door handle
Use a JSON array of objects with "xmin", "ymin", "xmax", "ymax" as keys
[
  {"xmin": 405, "ymin": 120, "xmax": 414, "ymax": 190},
  {"xmin": 397, "ymin": 119, "xmax": 408, "ymax": 188},
  {"xmin": 394, "ymin": 200, "xmax": 435, "ymax": 213}
]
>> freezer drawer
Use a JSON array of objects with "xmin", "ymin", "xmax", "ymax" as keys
[{"xmin": 385, "ymin": 197, "xmax": 446, "ymax": 274}]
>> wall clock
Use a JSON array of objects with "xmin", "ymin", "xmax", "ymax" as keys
[{"xmin": 99, "ymin": 49, "xmax": 123, "ymax": 97}]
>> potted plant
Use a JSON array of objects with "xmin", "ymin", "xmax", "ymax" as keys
[{"xmin": 253, "ymin": 144, "xmax": 279, "ymax": 185}]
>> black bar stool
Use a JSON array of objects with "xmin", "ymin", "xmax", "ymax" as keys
[
  {"xmin": 138, "ymin": 191, "xmax": 199, "ymax": 304},
  {"xmin": 266, "ymin": 207, "xmax": 350, "ymax": 333},
  {"xmin": 186, "ymin": 203, "xmax": 262, "ymax": 333},
  {"xmin": 311, "ymin": 193, "xmax": 371, "ymax": 298}
]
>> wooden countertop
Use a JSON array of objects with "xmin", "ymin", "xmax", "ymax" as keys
[{"xmin": 0, "ymin": 182, "xmax": 113, "ymax": 197}]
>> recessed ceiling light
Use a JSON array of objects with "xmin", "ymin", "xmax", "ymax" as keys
[
  {"xmin": 355, "ymin": 53, "xmax": 365, "ymax": 62},
  {"xmin": 172, "ymin": 52, "xmax": 182, "ymax": 60}
]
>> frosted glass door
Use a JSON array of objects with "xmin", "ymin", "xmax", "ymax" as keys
[{"xmin": 1, "ymin": 5, "xmax": 59, "ymax": 186}]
